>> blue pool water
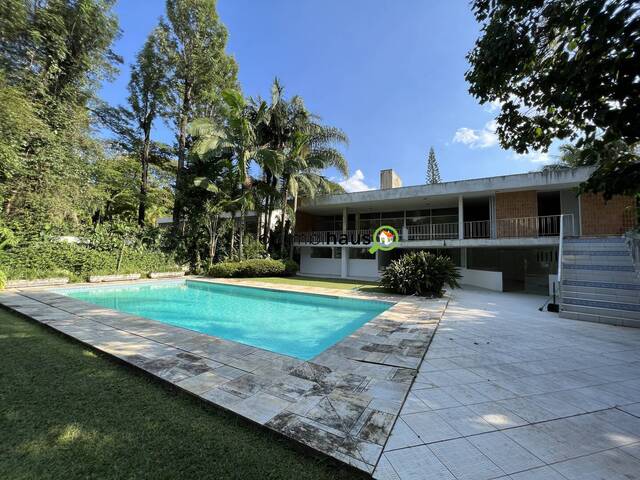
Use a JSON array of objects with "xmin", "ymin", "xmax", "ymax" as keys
[{"xmin": 58, "ymin": 280, "xmax": 391, "ymax": 360}]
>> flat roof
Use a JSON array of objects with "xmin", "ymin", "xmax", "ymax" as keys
[{"xmin": 300, "ymin": 166, "xmax": 593, "ymax": 214}]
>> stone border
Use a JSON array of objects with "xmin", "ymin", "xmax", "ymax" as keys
[{"xmin": 0, "ymin": 278, "xmax": 447, "ymax": 474}]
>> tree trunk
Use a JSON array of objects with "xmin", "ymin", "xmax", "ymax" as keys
[
  {"xmin": 138, "ymin": 125, "xmax": 152, "ymax": 227},
  {"xmin": 289, "ymin": 192, "xmax": 298, "ymax": 259},
  {"xmin": 239, "ymin": 208, "xmax": 245, "ymax": 260},
  {"xmin": 279, "ymin": 179, "xmax": 289, "ymax": 257},
  {"xmin": 229, "ymin": 212, "xmax": 236, "ymax": 259},
  {"xmin": 172, "ymin": 82, "xmax": 192, "ymax": 225}
]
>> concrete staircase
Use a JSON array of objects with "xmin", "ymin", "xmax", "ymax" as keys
[{"xmin": 559, "ymin": 236, "xmax": 640, "ymax": 327}]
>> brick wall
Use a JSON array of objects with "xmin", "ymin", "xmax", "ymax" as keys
[
  {"xmin": 580, "ymin": 193, "xmax": 637, "ymax": 235},
  {"xmin": 495, "ymin": 191, "xmax": 538, "ymax": 237}
]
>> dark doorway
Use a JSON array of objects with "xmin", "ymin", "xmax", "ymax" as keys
[{"xmin": 537, "ymin": 191, "xmax": 561, "ymax": 236}]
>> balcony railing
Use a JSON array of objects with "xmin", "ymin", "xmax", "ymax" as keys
[
  {"xmin": 464, "ymin": 220, "xmax": 490, "ymax": 239},
  {"xmin": 294, "ymin": 214, "xmax": 574, "ymax": 244},
  {"xmin": 406, "ymin": 223, "xmax": 458, "ymax": 240},
  {"xmin": 496, "ymin": 214, "xmax": 573, "ymax": 238}
]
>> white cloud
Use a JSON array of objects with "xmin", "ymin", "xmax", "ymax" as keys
[
  {"xmin": 339, "ymin": 169, "xmax": 373, "ymax": 192},
  {"xmin": 453, "ymin": 120, "xmax": 498, "ymax": 149},
  {"xmin": 511, "ymin": 151, "xmax": 552, "ymax": 164},
  {"xmin": 484, "ymin": 99, "xmax": 504, "ymax": 113}
]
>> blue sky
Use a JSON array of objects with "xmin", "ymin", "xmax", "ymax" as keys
[{"xmin": 100, "ymin": 0, "xmax": 557, "ymax": 192}]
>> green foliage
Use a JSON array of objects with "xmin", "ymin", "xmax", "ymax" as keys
[
  {"xmin": 0, "ymin": 269, "xmax": 6, "ymax": 289},
  {"xmin": 0, "ymin": 241, "xmax": 179, "ymax": 281},
  {"xmin": 380, "ymin": 251, "xmax": 461, "ymax": 297},
  {"xmin": 208, "ymin": 258, "xmax": 298, "ymax": 278},
  {"xmin": 426, "ymin": 147, "xmax": 441, "ymax": 184},
  {"xmin": 466, "ymin": 0, "xmax": 640, "ymax": 197},
  {"xmin": 241, "ymin": 235, "xmax": 267, "ymax": 260}
]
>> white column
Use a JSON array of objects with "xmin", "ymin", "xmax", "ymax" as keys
[
  {"xmin": 461, "ymin": 247, "xmax": 467, "ymax": 268},
  {"xmin": 489, "ymin": 194, "xmax": 497, "ymax": 238},
  {"xmin": 341, "ymin": 207, "xmax": 348, "ymax": 278},
  {"xmin": 458, "ymin": 195, "xmax": 464, "ymax": 240}
]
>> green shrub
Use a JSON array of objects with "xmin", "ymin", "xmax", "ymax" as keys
[
  {"xmin": 208, "ymin": 262, "xmax": 242, "ymax": 278},
  {"xmin": 0, "ymin": 270, "xmax": 6, "ymax": 290},
  {"xmin": 380, "ymin": 251, "xmax": 461, "ymax": 297},
  {"xmin": 0, "ymin": 241, "xmax": 180, "ymax": 281},
  {"xmin": 208, "ymin": 258, "xmax": 298, "ymax": 278}
]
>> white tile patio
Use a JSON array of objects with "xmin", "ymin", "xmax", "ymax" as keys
[{"xmin": 375, "ymin": 287, "xmax": 640, "ymax": 480}]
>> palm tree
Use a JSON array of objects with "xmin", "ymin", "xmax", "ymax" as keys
[
  {"xmin": 189, "ymin": 88, "xmax": 275, "ymax": 259},
  {"xmin": 278, "ymin": 121, "xmax": 349, "ymax": 257}
]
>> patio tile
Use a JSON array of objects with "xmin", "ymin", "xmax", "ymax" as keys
[
  {"xmin": 412, "ymin": 387, "xmax": 462, "ymax": 410},
  {"xmin": 428, "ymin": 437, "xmax": 505, "ymax": 480},
  {"xmin": 306, "ymin": 390, "xmax": 371, "ymax": 432},
  {"xmin": 176, "ymin": 370, "xmax": 229, "ymax": 394},
  {"xmin": 508, "ymin": 466, "xmax": 567, "ymax": 480},
  {"xmin": 401, "ymin": 411, "xmax": 460, "ymax": 444},
  {"xmin": 399, "ymin": 392, "xmax": 431, "ymax": 414},
  {"xmin": 620, "ymin": 442, "xmax": 640, "ymax": 460},
  {"xmin": 435, "ymin": 405, "xmax": 497, "ymax": 436},
  {"xmin": 466, "ymin": 401, "xmax": 528, "ymax": 429},
  {"xmin": 384, "ymin": 417, "xmax": 422, "ymax": 451},
  {"xmin": 495, "ymin": 397, "xmax": 557, "ymax": 423},
  {"xmin": 552, "ymin": 448, "xmax": 640, "ymax": 480},
  {"xmin": 233, "ymin": 392, "xmax": 293, "ymax": 424},
  {"xmin": 467, "ymin": 431, "xmax": 544, "ymax": 474},
  {"xmin": 373, "ymin": 455, "xmax": 401, "ymax": 480},
  {"xmin": 383, "ymin": 445, "xmax": 456, "ymax": 480},
  {"xmin": 620, "ymin": 402, "xmax": 640, "ymax": 417}
]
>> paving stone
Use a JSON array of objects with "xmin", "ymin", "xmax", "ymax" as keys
[
  {"xmin": 467, "ymin": 431, "xmax": 544, "ymax": 474},
  {"xmin": 428, "ymin": 437, "xmax": 505, "ymax": 480}
]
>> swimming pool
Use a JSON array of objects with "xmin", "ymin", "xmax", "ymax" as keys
[{"xmin": 57, "ymin": 280, "xmax": 392, "ymax": 360}]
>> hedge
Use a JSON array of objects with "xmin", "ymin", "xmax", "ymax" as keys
[
  {"xmin": 208, "ymin": 258, "xmax": 298, "ymax": 278},
  {"xmin": 0, "ymin": 241, "xmax": 179, "ymax": 282}
]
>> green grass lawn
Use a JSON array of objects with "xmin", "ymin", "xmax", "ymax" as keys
[
  {"xmin": 0, "ymin": 308, "xmax": 367, "ymax": 480},
  {"xmin": 244, "ymin": 275, "xmax": 388, "ymax": 292}
]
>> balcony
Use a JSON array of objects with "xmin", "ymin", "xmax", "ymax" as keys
[{"xmin": 293, "ymin": 214, "xmax": 574, "ymax": 245}]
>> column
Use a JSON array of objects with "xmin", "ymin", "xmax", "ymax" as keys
[
  {"xmin": 489, "ymin": 194, "xmax": 497, "ymax": 238},
  {"xmin": 458, "ymin": 195, "xmax": 464, "ymax": 240},
  {"xmin": 341, "ymin": 207, "xmax": 348, "ymax": 278}
]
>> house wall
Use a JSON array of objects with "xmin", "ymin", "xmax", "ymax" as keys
[
  {"xmin": 299, "ymin": 247, "xmax": 340, "ymax": 276},
  {"xmin": 580, "ymin": 193, "xmax": 637, "ymax": 235},
  {"xmin": 459, "ymin": 268, "xmax": 503, "ymax": 291},
  {"xmin": 348, "ymin": 259, "xmax": 379, "ymax": 279},
  {"xmin": 495, "ymin": 190, "xmax": 538, "ymax": 237}
]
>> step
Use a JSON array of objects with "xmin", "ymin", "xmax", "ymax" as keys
[
  {"xmin": 562, "ymin": 255, "xmax": 632, "ymax": 265},
  {"xmin": 562, "ymin": 279, "xmax": 640, "ymax": 293},
  {"xmin": 565, "ymin": 236, "xmax": 625, "ymax": 243},
  {"xmin": 559, "ymin": 310, "xmax": 640, "ymax": 328},
  {"xmin": 562, "ymin": 243, "xmax": 631, "ymax": 252},
  {"xmin": 562, "ymin": 271, "xmax": 639, "ymax": 283},
  {"xmin": 561, "ymin": 289, "xmax": 640, "ymax": 304},
  {"xmin": 560, "ymin": 301, "xmax": 640, "ymax": 321}
]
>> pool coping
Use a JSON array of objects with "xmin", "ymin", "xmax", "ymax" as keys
[{"xmin": 0, "ymin": 277, "xmax": 448, "ymax": 474}]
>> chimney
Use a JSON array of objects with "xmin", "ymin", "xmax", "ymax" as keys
[{"xmin": 380, "ymin": 169, "xmax": 402, "ymax": 189}]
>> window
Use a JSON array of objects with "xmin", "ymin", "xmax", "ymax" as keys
[
  {"xmin": 349, "ymin": 248, "xmax": 376, "ymax": 260},
  {"xmin": 310, "ymin": 247, "xmax": 332, "ymax": 258},
  {"xmin": 333, "ymin": 247, "xmax": 342, "ymax": 259}
]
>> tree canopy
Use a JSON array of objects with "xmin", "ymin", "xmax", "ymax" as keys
[{"xmin": 466, "ymin": 0, "xmax": 640, "ymax": 197}]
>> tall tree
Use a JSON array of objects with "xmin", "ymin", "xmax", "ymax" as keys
[
  {"xmin": 0, "ymin": 0, "xmax": 121, "ymax": 227},
  {"xmin": 466, "ymin": 0, "xmax": 640, "ymax": 198},
  {"xmin": 128, "ymin": 28, "xmax": 170, "ymax": 226},
  {"xmin": 426, "ymin": 147, "xmax": 441, "ymax": 184},
  {"xmin": 161, "ymin": 0, "xmax": 238, "ymax": 225}
]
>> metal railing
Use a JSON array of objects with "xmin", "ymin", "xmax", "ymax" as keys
[
  {"xmin": 464, "ymin": 220, "xmax": 490, "ymax": 239},
  {"xmin": 294, "ymin": 214, "xmax": 575, "ymax": 244},
  {"xmin": 406, "ymin": 223, "xmax": 458, "ymax": 241},
  {"xmin": 496, "ymin": 214, "xmax": 574, "ymax": 238}
]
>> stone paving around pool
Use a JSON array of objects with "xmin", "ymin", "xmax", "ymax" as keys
[
  {"xmin": 0, "ymin": 278, "xmax": 448, "ymax": 474},
  {"xmin": 374, "ymin": 288, "xmax": 640, "ymax": 480}
]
